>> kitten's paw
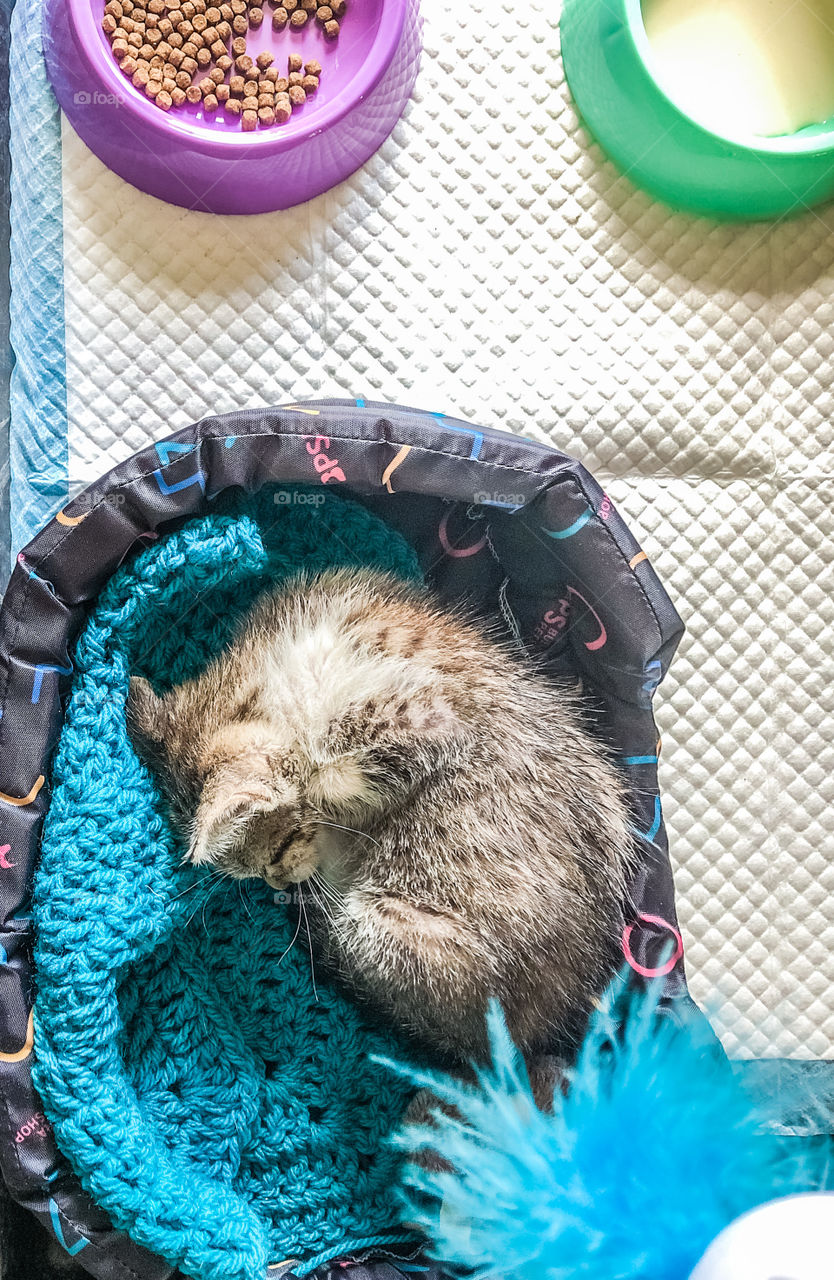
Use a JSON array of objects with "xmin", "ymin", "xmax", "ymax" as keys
[{"xmin": 401, "ymin": 1087, "xmax": 458, "ymax": 1175}]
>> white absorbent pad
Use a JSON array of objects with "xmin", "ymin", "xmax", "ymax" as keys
[{"xmin": 8, "ymin": 0, "xmax": 834, "ymax": 1058}]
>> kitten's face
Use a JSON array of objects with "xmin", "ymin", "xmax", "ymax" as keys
[{"xmin": 127, "ymin": 676, "xmax": 323, "ymax": 889}]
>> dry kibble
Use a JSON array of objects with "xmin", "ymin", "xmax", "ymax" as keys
[
  {"xmin": 138, "ymin": 41, "xmax": 155, "ymax": 56},
  {"xmin": 242, "ymin": 95, "xmax": 259, "ymax": 109},
  {"xmin": 290, "ymin": 9, "xmax": 307, "ymax": 25},
  {"xmin": 192, "ymin": 0, "xmax": 207, "ymax": 11},
  {"xmin": 272, "ymin": 7, "xmax": 288, "ymax": 27},
  {"xmin": 323, "ymin": 17, "xmax": 338, "ymax": 36},
  {"xmin": 178, "ymin": 19, "xmax": 194, "ymax": 35},
  {"xmin": 147, "ymin": 25, "xmax": 163, "ymax": 41},
  {"xmin": 145, "ymin": 76, "xmax": 161, "ymax": 94},
  {"xmin": 230, "ymin": 0, "xmax": 246, "ymax": 11},
  {"xmin": 256, "ymin": 50, "xmax": 273, "ymax": 70},
  {"xmin": 287, "ymin": 70, "xmax": 302, "ymax": 86},
  {"xmin": 198, "ymin": 75, "xmax": 214, "ymax": 93},
  {"xmin": 127, "ymin": 30, "xmax": 143, "ymax": 46},
  {"xmin": 156, "ymin": 39, "xmax": 172, "ymax": 56},
  {"xmin": 284, "ymin": 0, "xmax": 297, "ymax": 9},
  {"xmin": 149, "ymin": 52, "xmax": 164, "ymax": 65},
  {"xmin": 121, "ymin": 54, "xmax": 139, "ymax": 74},
  {"xmin": 202, "ymin": 25, "xmax": 219, "ymax": 41},
  {"xmin": 241, "ymin": 109, "xmax": 257, "ymax": 130},
  {"xmin": 102, "ymin": 13, "xmax": 118, "ymax": 33},
  {"xmin": 301, "ymin": 0, "xmax": 316, "ymax": 9},
  {"xmin": 156, "ymin": 89, "xmax": 173, "ymax": 109},
  {"xmin": 258, "ymin": 105, "xmax": 275, "ymax": 124},
  {"xmin": 162, "ymin": 75, "xmax": 176, "ymax": 91},
  {"xmin": 191, "ymin": 10, "xmax": 207, "ymax": 28},
  {"xmin": 168, "ymin": 30, "xmax": 184, "ymax": 45},
  {"xmin": 219, "ymin": 3, "xmax": 233, "ymax": 17},
  {"xmin": 180, "ymin": 1, "xmax": 194, "ymax": 14},
  {"xmin": 175, "ymin": 68, "xmax": 192, "ymax": 87},
  {"xmin": 233, "ymin": 13, "xmax": 248, "ymax": 31},
  {"xmin": 217, "ymin": 53, "xmax": 233, "ymax": 71},
  {"xmin": 205, "ymin": 4, "xmax": 221, "ymax": 18},
  {"xmin": 229, "ymin": 74, "xmax": 245, "ymax": 93},
  {"xmin": 249, "ymin": 6, "xmax": 264, "ymax": 23},
  {"xmin": 132, "ymin": 65, "xmax": 150, "ymax": 85},
  {"xmin": 263, "ymin": 66, "xmax": 278, "ymax": 80},
  {"xmin": 274, "ymin": 99, "xmax": 291, "ymax": 123},
  {"xmin": 120, "ymin": 15, "xmax": 136, "ymax": 31},
  {"xmin": 185, "ymin": 82, "xmax": 203, "ymax": 101},
  {"xmin": 225, "ymin": 96, "xmax": 242, "ymax": 113},
  {"xmin": 148, "ymin": 0, "xmax": 165, "ymax": 12},
  {"xmin": 273, "ymin": 74, "xmax": 288, "ymax": 91},
  {"xmin": 215, "ymin": 82, "xmax": 230, "ymax": 100},
  {"xmin": 301, "ymin": 74, "xmax": 318, "ymax": 92},
  {"xmin": 316, "ymin": 5, "xmax": 331, "ymax": 21},
  {"xmin": 203, "ymin": 93, "xmax": 218, "ymax": 111},
  {"xmin": 288, "ymin": 83, "xmax": 306, "ymax": 104},
  {"xmin": 330, "ymin": 0, "xmax": 346, "ymax": 13},
  {"xmin": 211, "ymin": 41, "xmax": 226, "ymax": 58},
  {"xmin": 196, "ymin": 47, "xmax": 212, "ymax": 63},
  {"xmin": 287, "ymin": 51, "xmax": 302, "ymax": 71},
  {"xmin": 132, "ymin": 5, "xmax": 146, "ymax": 16},
  {"xmin": 169, "ymin": 46, "xmax": 184, "ymax": 65},
  {"xmin": 216, "ymin": 20, "xmax": 231, "ymax": 39},
  {"xmin": 208, "ymin": 66, "xmax": 224, "ymax": 82},
  {"xmin": 105, "ymin": 0, "xmax": 124, "ymax": 14},
  {"xmin": 232, "ymin": 34, "xmax": 247, "ymax": 53},
  {"xmin": 258, "ymin": 91, "xmax": 274, "ymax": 106},
  {"xmin": 112, "ymin": 38, "xmax": 130, "ymax": 58},
  {"xmin": 158, "ymin": 16, "xmax": 173, "ymax": 33},
  {"xmin": 145, "ymin": 11, "xmax": 158, "ymax": 26},
  {"xmin": 244, "ymin": 77, "xmax": 258, "ymax": 92},
  {"xmin": 236, "ymin": 54, "xmax": 254, "ymax": 71},
  {"xmin": 181, "ymin": 55, "xmax": 198, "ymax": 72},
  {"xmin": 171, "ymin": 85, "xmax": 187, "ymax": 105},
  {"xmin": 303, "ymin": 58, "xmax": 321, "ymax": 75}
]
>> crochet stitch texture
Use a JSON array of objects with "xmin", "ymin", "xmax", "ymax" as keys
[{"xmin": 33, "ymin": 487, "xmax": 423, "ymax": 1280}]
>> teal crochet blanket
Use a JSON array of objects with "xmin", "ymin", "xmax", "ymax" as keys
[{"xmin": 33, "ymin": 487, "xmax": 423, "ymax": 1280}]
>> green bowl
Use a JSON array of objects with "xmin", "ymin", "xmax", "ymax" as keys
[{"xmin": 561, "ymin": 0, "xmax": 834, "ymax": 220}]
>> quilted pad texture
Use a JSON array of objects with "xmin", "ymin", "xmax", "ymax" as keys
[{"xmin": 8, "ymin": 0, "xmax": 834, "ymax": 1057}]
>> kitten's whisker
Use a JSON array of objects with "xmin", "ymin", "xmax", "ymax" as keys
[
  {"xmin": 275, "ymin": 892, "xmax": 305, "ymax": 966},
  {"xmin": 297, "ymin": 886, "xmax": 319, "ymax": 1003},
  {"xmin": 315, "ymin": 819, "xmax": 381, "ymax": 848},
  {"xmin": 310, "ymin": 870, "xmax": 346, "ymax": 907},
  {"xmin": 238, "ymin": 881, "xmax": 254, "ymax": 922},
  {"xmin": 169, "ymin": 869, "xmax": 225, "ymax": 904},
  {"xmin": 200, "ymin": 874, "xmax": 231, "ymax": 934},
  {"xmin": 306, "ymin": 879, "xmax": 338, "ymax": 932}
]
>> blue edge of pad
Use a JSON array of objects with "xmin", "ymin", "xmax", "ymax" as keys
[{"xmin": 0, "ymin": 0, "xmax": 12, "ymax": 591}]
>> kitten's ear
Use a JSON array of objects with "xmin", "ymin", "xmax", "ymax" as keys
[
  {"xmin": 188, "ymin": 772, "xmax": 277, "ymax": 865},
  {"xmin": 127, "ymin": 676, "xmax": 169, "ymax": 756}
]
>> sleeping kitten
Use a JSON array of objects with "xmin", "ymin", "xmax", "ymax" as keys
[{"xmin": 128, "ymin": 567, "xmax": 633, "ymax": 1064}]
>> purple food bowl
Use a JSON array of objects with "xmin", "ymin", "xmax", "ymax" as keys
[{"xmin": 43, "ymin": 0, "xmax": 422, "ymax": 214}]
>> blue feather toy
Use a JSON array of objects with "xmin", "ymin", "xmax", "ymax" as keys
[{"xmin": 387, "ymin": 979, "xmax": 832, "ymax": 1280}]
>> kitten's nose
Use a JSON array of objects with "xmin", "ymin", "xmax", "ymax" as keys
[{"xmin": 264, "ymin": 870, "xmax": 289, "ymax": 891}]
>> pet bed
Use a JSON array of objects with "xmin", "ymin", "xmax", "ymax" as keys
[{"xmin": 0, "ymin": 401, "xmax": 693, "ymax": 1277}]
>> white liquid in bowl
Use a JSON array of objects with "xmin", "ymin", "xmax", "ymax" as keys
[{"xmin": 642, "ymin": 0, "xmax": 834, "ymax": 137}]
